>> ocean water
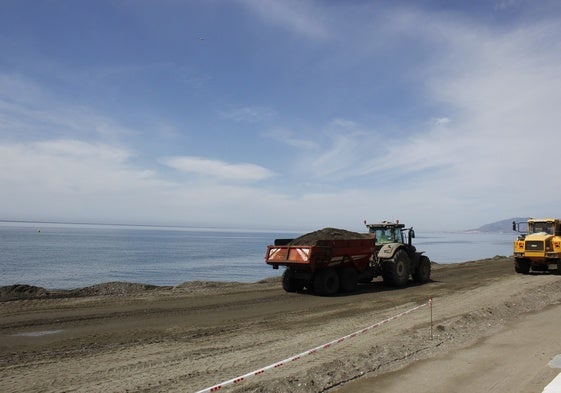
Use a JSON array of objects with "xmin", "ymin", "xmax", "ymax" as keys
[
  {"xmin": 0, "ymin": 221, "xmax": 515, "ymax": 289},
  {"xmin": 414, "ymin": 231, "xmax": 514, "ymax": 263}
]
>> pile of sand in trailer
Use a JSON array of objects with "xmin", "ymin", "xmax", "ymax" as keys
[{"xmin": 287, "ymin": 227, "xmax": 371, "ymax": 246}]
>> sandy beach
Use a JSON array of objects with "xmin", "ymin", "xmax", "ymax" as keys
[{"xmin": 1, "ymin": 256, "xmax": 560, "ymax": 392}]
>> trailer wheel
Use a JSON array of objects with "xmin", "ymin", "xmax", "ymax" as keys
[
  {"xmin": 339, "ymin": 267, "xmax": 358, "ymax": 293},
  {"xmin": 412, "ymin": 255, "xmax": 431, "ymax": 283},
  {"xmin": 382, "ymin": 249, "xmax": 410, "ymax": 287},
  {"xmin": 313, "ymin": 269, "xmax": 339, "ymax": 296},
  {"xmin": 282, "ymin": 268, "xmax": 298, "ymax": 292},
  {"xmin": 514, "ymin": 258, "xmax": 530, "ymax": 274}
]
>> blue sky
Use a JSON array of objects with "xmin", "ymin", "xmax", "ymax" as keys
[{"xmin": 1, "ymin": 0, "xmax": 561, "ymax": 232}]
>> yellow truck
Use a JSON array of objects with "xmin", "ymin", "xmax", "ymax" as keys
[{"xmin": 513, "ymin": 218, "xmax": 561, "ymax": 274}]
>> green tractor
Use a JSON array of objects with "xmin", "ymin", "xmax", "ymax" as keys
[{"xmin": 363, "ymin": 221, "xmax": 431, "ymax": 287}]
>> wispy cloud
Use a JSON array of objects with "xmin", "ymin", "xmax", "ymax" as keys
[
  {"xmin": 431, "ymin": 117, "xmax": 451, "ymax": 126},
  {"xmin": 0, "ymin": 139, "xmax": 152, "ymax": 190},
  {"xmin": 0, "ymin": 73, "xmax": 135, "ymax": 142},
  {"xmin": 0, "ymin": 139, "xmax": 277, "ymax": 226},
  {"xmin": 263, "ymin": 128, "xmax": 318, "ymax": 150},
  {"xmin": 494, "ymin": 0, "xmax": 521, "ymax": 11},
  {"xmin": 220, "ymin": 105, "xmax": 275, "ymax": 123},
  {"xmin": 162, "ymin": 156, "xmax": 274, "ymax": 182},
  {"xmin": 344, "ymin": 9, "xmax": 561, "ymax": 220},
  {"xmin": 307, "ymin": 131, "xmax": 373, "ymax": 179},
  {"xmin": 237, "ymin": 0, "xmax": 329, "ymax": 39}
]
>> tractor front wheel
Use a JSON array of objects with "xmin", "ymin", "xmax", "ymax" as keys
[{"xmin": 382, "ymin": 249, "xmax": 410, "ymax": 287}]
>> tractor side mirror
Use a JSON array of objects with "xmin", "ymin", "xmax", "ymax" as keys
[{"xmin": 410, "ymin": 229, "xmax": 415, "ymax": 239}]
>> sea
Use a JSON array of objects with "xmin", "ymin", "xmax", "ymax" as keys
[{"xmin": 0, "ymin": 221, "xmax": 516, "ymax": 290}]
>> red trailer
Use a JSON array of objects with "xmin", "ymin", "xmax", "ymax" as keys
[{"xmin": 265, "ymin": 237, "xmax": 376, "ymax": 296}]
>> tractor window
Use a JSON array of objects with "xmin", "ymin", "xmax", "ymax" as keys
[
  {"xmin": 402, "ymin": 230, "xmax": 409, "ymax": 244},
  {"xmin": 375, "ymin": 228, "xmax": 394, "ymax": 243},
  {"xmin": 394, "ymin": 228, "xmax": 403, "ymax": 243}
]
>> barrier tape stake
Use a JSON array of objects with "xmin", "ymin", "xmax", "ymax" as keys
[{"xmin": 429, "ymin": 296, "xmax": 433, "ymax": 340}]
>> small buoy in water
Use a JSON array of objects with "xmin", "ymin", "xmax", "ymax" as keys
[{"xmin": 37, "ymin": 229, "xmax": 40, "ymax": 233}]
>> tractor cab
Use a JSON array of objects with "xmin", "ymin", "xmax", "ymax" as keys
[{"xmin": 365, "ymin": 221, "xmax": 415, "ymax": 246}]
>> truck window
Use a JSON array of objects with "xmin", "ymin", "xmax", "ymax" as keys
[{"xmin": 529, "ymin": 222, "xmax": 554, "ymax": 234}]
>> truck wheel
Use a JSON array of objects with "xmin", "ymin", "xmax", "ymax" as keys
[
  {"xmin": 382, "ymin": 249, "xmax": 410, "ymax": 287},
  {"xmin": 514, "ymin": 258, "xmax": 530, "ymax": 274},
  {"xmin": 282, "ymin": 268, "xmax": 298, "ymax": 292},
  {"xmin": 313, "ymin": 269, "xmax": 339, "ymax": 296},
  {"xmin": 339, "ymin": 267, "xmax": 358, "ymax": 293},
  {"xmin": 412, "ymin": 255, "xmax": 431, "ymax": 283}
]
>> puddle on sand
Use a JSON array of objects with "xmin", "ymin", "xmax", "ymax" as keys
[
  {"xmin": 13, "ymin": 329, "xmax": 64, "ymax": 337},
  {"xmin": 549, "ymin": 355, "xmax": 561, "ymax": 369}
]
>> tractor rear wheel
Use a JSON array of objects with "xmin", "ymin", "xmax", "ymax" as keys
[
  {"xmin": 412, "ymin": 255, "xmax": 431, "ymax": 283},
  {"xmin": 382, "ymin": 249, "xmax": 410, "ymax": 287},
  {"xmin": 313, "ymin": 269, "xmax": 339, "ymax": 296},
  {"xmin": 514, "ymin": 258, "xmax": 530, "ymax": 274}
]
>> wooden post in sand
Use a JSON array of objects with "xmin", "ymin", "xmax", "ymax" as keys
[{"xmin": 429, "ymin": 297, "xmax": 433, "ymax": 340}]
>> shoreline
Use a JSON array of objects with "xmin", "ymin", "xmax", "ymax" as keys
[
  {"xmin": 0, "ymin": 277, "xmax": 284, "ymax": 302},
  {"xmin": 0, "ymin": 256, "xmax": 515, "ymax": 302}
]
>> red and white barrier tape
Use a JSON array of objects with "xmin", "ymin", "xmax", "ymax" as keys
[{"xmin": 195, "ymin": 299, "xmax": 430, "ymax": 393}]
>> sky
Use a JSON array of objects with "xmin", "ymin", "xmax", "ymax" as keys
[{"xmin": 1, "ymin": 0, "xmax": 561, "ymax": 232}]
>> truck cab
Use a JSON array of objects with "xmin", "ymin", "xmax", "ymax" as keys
[{"xmin": 513, "ymin": 218, "xmax": 561, "ymax": 274}]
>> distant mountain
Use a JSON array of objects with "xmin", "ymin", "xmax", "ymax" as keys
[{"xmin": 469, "ymin": 217, "xmax": 531, "ymax": 233}]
